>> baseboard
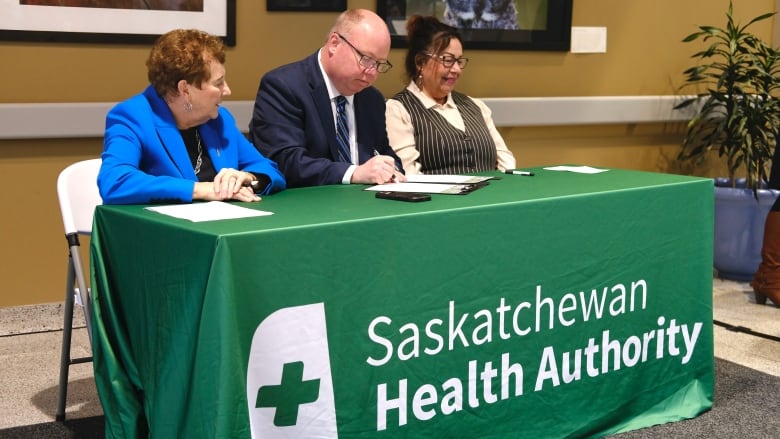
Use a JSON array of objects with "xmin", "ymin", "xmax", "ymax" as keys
[{"xmin": 0, "ymin": 302, "xmax": 85, "ymax": 336}]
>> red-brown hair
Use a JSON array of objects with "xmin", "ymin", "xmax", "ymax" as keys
[{"xmin": 146, "ymin": 29, "xmax": 226, "ymax": 97}]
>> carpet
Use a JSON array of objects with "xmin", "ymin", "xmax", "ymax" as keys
[{"xmin": 0, "ymin": 359, "xmax": 776, "ymax": 438}]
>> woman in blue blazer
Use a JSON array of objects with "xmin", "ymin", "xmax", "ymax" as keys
[{"xmin": 98, "ymin": 29, "xmax": 285, "ymax": 205}]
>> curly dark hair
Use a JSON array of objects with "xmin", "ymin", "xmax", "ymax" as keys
[
  {"xmin": 146, "ymin": 29, "xmax": 226, "ymax": 97},
  {"xmin": 403, "ymin": 15, "xmax": 462, "ymax": 83}
]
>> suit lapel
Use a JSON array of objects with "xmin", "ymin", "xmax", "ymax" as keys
[
  {"xmin": 145, "ymin": 86, "xmax": 196, "ymax": 179},
  {"xmin": 353, "ymin": 93, "xmax": 371, "ymax": 163},
  {"xmin": 156, "ymin": 125, "xmax": 195, "ymax": 179},
  {"xmin": 307, "ymin": 53, "xmax": 344, "ymax": 162},
  {"xmin": 199, "ymin": 123, "xmax": 225, "ymax": 170}
]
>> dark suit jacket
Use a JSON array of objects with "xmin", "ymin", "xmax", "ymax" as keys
[
  {"xmin": 249, "ymin": 51, "xmax": 402, "ymax": 188},
  {"xmin": 98, "ymin": 85, "xmax": 286, "ymax": 205}
]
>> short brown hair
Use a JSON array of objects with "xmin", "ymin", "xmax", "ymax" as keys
[{"xmin": 146, "ymin": 29, "xmax": 226, "ymax": 97}]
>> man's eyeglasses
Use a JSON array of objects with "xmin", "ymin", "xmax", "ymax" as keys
[
  {"xmin": 426, "ymin": 53, "xmax": 469, "ymax": 69},
  {"xmin": 336, "ymin": 33, "xmax": 393, "ymax": 73}
]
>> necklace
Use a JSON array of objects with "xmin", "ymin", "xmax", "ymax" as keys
[{"xmin": 194, "ymin": 129, "xmax": 203, "ymax": 175}]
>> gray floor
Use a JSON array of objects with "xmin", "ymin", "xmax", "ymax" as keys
[{"xmin": 0, "ymin": 278, "xmax": 778, "ymax": 432}]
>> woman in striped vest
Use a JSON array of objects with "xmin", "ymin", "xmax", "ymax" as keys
[{"xmin": 385, "ymin": 15, "xmax": 515, "ymax": 175}]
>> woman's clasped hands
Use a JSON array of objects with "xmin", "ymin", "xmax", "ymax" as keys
[{"xmin": 194, "ymin": 168, "xmax": 261, "ymax": 202}]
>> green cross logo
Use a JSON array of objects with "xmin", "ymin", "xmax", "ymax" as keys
[{"xmin": 255, "ymin": 361, "xmax": 321, "ymax": 427}]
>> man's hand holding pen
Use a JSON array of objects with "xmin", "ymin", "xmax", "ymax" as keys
[
  {"xmin": 351, "ymin": 150, "xmax": 406, "ymax": 184},
  {"xmin": 373, "ymin": 149, "xmax": 405, "ymax": 184}
]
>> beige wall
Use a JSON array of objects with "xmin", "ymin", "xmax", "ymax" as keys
[{"xmin": 0, "ymin": 0, "xmax": 773, "ymax": 307}]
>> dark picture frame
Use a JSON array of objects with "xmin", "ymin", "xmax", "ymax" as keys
[
  {"xmin": 267, "ymin": 1, "xmax": 347, "ymax": 12},
  {"xmin": 0, "ymin": 0, "xmax": 236, "ymax": 46},
  {"xmin": 377, "ymin": 0, "xmax": 572, "ymax": 51}
]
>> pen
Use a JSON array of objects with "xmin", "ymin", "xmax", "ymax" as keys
[
  {"xmin": 505, "ymin": 170, "xmax": 535, "ymax": 176},
  {"xmin": 374, "ymin": 149, "xmax": 400, "ymax": 182}
]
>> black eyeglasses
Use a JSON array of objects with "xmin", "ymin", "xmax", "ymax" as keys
[
  {"xmin": 426, "ymin": 53, "xmax": 469, "ymax": 69},
  {"xmin": 336, "ymin": 33, "xmax": 393, "ymax": 73}
]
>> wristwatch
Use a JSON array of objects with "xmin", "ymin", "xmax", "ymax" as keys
[{"xmin": 246, "ymin": 173, "xmax": 270, "ymax": 194}]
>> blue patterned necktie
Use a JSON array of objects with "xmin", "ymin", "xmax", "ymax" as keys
[{"xmin": 335, "ymin": 96, "xmax": 351, "ymax": 163}]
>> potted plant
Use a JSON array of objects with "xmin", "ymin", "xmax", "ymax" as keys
[{"xmin": 675, "ymin": 1, "xmax": 780, "ymax": 281}]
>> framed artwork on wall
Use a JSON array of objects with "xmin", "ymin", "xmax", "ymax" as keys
[
  {"xmin": 0, "ymin": 0, "xmax": 236, "ymax": 46},
  {"xmin": 267, "ymin": 1, "xmax": 347, "ymax": 12},
  {"xmin": 377, "ymin": 0, "xmax": 573, "ymax": 51}
]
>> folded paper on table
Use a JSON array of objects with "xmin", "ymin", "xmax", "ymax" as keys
[
  {"xmin": 365, "ymin": 182, "xmax": 485, "ymax": 195},
  {"xmin": 544, "ymin": 165, "xmax": 608, "ymax": 174},
  {"xmin": 405, "ymin": 174, "xmax": 494, "ymax": 184},
  {"xmin": 145, "ymin": 201, "xmax": 273, "ymax": 222}
]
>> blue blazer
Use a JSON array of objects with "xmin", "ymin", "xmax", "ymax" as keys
[
  {"xmin": 99, "ymin": 86, "xmax": 286, "ymax": 205},
  {"xmin": 249, "ymin": 51, "xmax": 402, "ymax": 188}
]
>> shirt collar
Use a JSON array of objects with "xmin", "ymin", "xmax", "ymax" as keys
[
  {"xmin": 318, "ymin": 48, "xmax": 354, "ymax": 105},
  {"xmin": 407, "ymin": 81, "xmax": 455, "ymax": 110}
]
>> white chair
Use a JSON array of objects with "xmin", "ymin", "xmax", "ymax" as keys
[{"xmin": 55, "ymin": 158, "xmax": 102, "ymax": 422}]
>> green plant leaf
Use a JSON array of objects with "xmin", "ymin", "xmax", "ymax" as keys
[{"xmin": 676, "ymin": 1, "xmax": 778, "ymax": 195}]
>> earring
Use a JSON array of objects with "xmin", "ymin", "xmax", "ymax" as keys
[{"xmin": 184, "ymin": 101, "xmax": 192, "ymax": 112}]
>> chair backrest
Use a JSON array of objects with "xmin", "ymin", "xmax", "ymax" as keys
[{"xmin": 57, "ymin": 159, "xmax": 103, "ymax": 236}]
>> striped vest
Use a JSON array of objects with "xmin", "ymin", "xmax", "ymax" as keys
[{"xmin": 393, "ymin": 90, "xmax": 497, "ymax": 174}]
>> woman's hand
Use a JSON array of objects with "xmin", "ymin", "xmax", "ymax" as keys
[
  {"xmin": 213, "ymin": 168, "xmax": 255, "ymax": 198},
  {"xmin": 192, "ymin": 168, "xmax": 262, "ymax": 202}
]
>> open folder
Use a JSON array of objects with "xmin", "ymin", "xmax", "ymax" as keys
[{"xmin": 365, "ymin": 174, "xmax": 493, "ymax": 195}]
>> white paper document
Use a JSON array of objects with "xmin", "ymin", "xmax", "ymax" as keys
[
  {"xmin": 365, "ymin": 182, "xmax": 474, "ymax": 194},
  {"xmin": 145, "ymin": 201, "xmax": 273, "ymax": 222},
  {"xmin": 405, "ymin": 174, "xmax": 493, "ymax": 184},
  {"xmin": 543, "ymin": 165, "xmax": 609, "ymax": 174}
]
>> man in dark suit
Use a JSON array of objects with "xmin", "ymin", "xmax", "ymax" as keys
[{"xmin": 250, "ymin": 9, "xmax": 405, "ymax": 188}]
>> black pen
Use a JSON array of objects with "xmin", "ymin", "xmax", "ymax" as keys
[
  {"xmin": 374, "ymin": 149, "xmax": 400, "ymax": 182},
  {"xmin": 505, "ymin": 170, "xmax": 535, "ymax": 176}
]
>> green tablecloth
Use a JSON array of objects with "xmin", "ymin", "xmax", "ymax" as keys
[{"xmin": 90, "ymin": 167, "xmax": 714, "ymax": 438}]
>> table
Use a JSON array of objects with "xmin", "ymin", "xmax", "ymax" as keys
[{"xmin": 90, "ymin": 167, "xmax": 714, "ymax": 438}]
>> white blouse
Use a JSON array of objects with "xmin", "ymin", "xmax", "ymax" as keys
[{"xmin": 385, "ymin": 82, "xmax": 516, "ymax": 175}]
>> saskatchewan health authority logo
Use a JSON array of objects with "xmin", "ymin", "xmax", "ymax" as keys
[{"xmin": 246, "ymin": 303, "xmax": 337, "ymax": 438}]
